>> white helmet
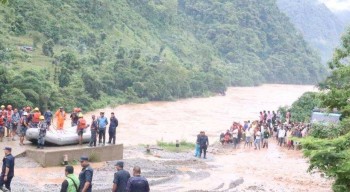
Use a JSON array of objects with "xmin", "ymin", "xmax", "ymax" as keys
[{"xmin": 23, "ymin": 112, "xmax": 28, "ymax": 116}]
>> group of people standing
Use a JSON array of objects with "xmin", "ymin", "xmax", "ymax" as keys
[
  {"xmin": 0, "ymin": 103, "xmax": 121, "ymax": 148},
  {"xmin": 220, "ymin": 110, "xmax": 303, "ymax": 150},
  {"xmin": 60, "ymin": 157, "xmax": 150, "ymax": 192}
]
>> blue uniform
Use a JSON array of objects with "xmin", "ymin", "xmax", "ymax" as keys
[
  {"xmin": 38, "ymin": 121, "xmax": 49, "ymax": 148},
  {"xmin": 79, "ymin": 165, "xmax": 93, "ymax": 192},
  {"xmin": 0, "ymin": 154, "xmax": 15, "ymax": 190},
  {"xmin": 108, "ymin": 117, "xmax": 118, "ymax": 144},
  {"xmin": 126, "ymin": 176, "xmax": 150, "ymax": 192},
  {"xmin": 97, "ymin": 117, "xmax": 108, "ymax": 145}
]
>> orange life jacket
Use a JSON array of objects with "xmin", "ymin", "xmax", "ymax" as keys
[
  {"xmin": 77, "ymin": 118, "xmax": 87, "ymax": 129},
  {"xmin": 0, "ymin": 117, "xmax": 4, "ymax": 126},
  {"xmin": 32, "ymin": 112, "xmax": 41, "ymax": 123}
]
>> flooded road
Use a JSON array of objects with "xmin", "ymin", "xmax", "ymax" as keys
[{"xmin": 14, "ymin": 84, "xmax": 333, "ymax": 191}]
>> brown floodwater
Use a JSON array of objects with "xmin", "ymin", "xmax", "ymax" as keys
[{"xmin": 16, "ymin": 84, "xmax": 333, "ymax": 191}]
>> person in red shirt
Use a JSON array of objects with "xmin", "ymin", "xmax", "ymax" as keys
[{"xmin": 77, "ymin": 114, "xmax": 89, "ymax": 145}]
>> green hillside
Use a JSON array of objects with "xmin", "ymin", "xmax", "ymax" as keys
[{"xmin": 0, "ymin": 0, "xmax": 326, "ymax": 111}]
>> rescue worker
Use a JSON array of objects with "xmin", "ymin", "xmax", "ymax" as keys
[
  {"xmin": 112, "ymin": 161, "xmax": 130, "ymax": 192},
  {"xmin": 97, "ymin": 112, "xmax": 108, "ymax": 146},
  {"xmin": 77, "ymin": 114, "xmax": 89, "ymax": 145},
  {"xmin": 0, "ymin": 112, "xmax": 5, "ymax": 142},
  {"xmin": 44, "ymin": 108, "xmax": 53, "ymax": 128},
  {"xmin": 70, "ymin": 108, "xmax": 79, "ymax": 127},
  {"xmin": 89, "ymin": 115, "xmax": 98, "ymax": 147},
  {"xmin": 79, "ymin": 156, "xmax": 93, "ymax": 192},
  {"xmin": 37, "ymin": 116, "xmax": 49, "ymax": 149},
  {"xmin": 108, "ymin": 112, "xmax": 118, "ymax": 144},
  {"xmin": 60, "ymin": 165, "xmax": 80, "ymax": 192},
  {"xmin": 31, "ymin": 107, "xmax": 41, "ymax": 128},
  {"xmin": 10, "ymin": 108, "xmax": 20, "ymax": 141},
  {"xmin": 126, "ymin": 166, "xmax": 150, "ymax": 192},
  {"xmin": 5, "ymin": 105, "xmax": 13, "ymax": 138},
  {"xmin": 198, "ymin": 131, "xmax": 209, "ymax": 159},
  {"xmin": 19, "ymin": 112, "xmax": 28, "ymax": 146},
  {"xmin": 0, "ymin": 147, "xmax": 14, "ymax": 192},
  {"xmin": 55, "ymin": 107, "xmax": 66, "ymax": 130}
]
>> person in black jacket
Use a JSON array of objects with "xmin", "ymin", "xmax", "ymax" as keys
[
  {"xmin": 197, "ymin": 131, "xmax": 209, "ymax": 159},
  {"xmin": 108, "ymin": 112, "xmax": 119, "ymax": 144},
  {"xmin": 0, "ymin": 147, "xmax": 14, "ymax": 192}
]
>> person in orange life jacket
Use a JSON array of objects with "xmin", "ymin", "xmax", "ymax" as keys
[
  {"xmin": 0, "ymin": 112, "xmax": 5, "ymax": 142},
  {"xmin": 19, "ymin": 112, "xmax": 29, "ymax": 146},
  {"xmin": 55, "ymin": 107, "xmax": 66, "ymax": 130},
  {"xmin": 10, "ymin": 109, "xmax": 20, "ymax": 141},
  {"xmin": 77, "ymin": 114, "xmax": 89, "ymax": 145},
  {"xmin": 5, "ymin": 105, "xmax": 13, "ymax": 138},
  {"xmin": 108, "ymin": 112, "xmax": 118, "ymax": 145},
  {"xmin": 30, "ymin": 107, "xmax": 41, "ymax": 128}
]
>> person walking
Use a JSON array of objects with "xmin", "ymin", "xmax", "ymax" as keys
[
  {"xmin": 126, "ymin": 166, "xmax": 150, "ymax": 192},
  {"xmin": 198, "ymin": 131, "xmax": 209, "ymax": 159},
  {"xmin": 44, "ymin": 108, "xmax": 53, "ymax": 128},
  {"xmin": 0, "ymin": 147, "xmax": 15, "ymax": 192},
  {"xmin": 97, "ymin": 112, "xmax": 108, "ymax": 146},
  {"xmin": 108, "ymin": 112, "xmax": 118, "ymax": 144},
  {"xmin": 79, "ymin": 156, "xmax": 93, "ymax": 192},
  {"xmin": 89, "ymin": 115, "xmax": 98, "ymax": 147},
  {"xmin": 60, "ymin": 165, "xmax": 80, "ymax": 192},
  {"xmin": 19, "ymin": 112, "xmax": 28, "ymax": 146},
  {"xmin": 37, "ymin": 116, "xmax": 49, "ymax": 149},
  {"xmin": 77, "ymin": 114, "xmax": 89, "ymax": 145},
  {"xmin": 112, "ymin": 161, "xmax": 130, "ymax": 192},
  {"xmin": 10, "ymin": 108, "xmax": 20, "ymax": 141},
  {"xmin": 55, "ymin": 107, "xmax": 66, "ymax": 130}
]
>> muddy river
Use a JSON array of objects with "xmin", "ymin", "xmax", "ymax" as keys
[{"xmin": 14, "ymin": 84, "xmax": 333, "ymax": 191}]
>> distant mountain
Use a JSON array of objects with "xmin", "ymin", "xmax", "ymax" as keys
[
  {"xmin": 277, "ymin": 0, "xmax": 345, "ymax": 63},
  {"xmin": 334, "ymin": 10, "xmax": 350, "ymax": 26}
]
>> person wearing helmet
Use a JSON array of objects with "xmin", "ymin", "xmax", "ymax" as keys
[
  {"xmin": 19, "ymin": 112, "xmax": 29, "ymax": 146},
  {"xmin": 55, "ymin": 107, "xmax": 66, "ymax": 130},
  {"xmin": 77, "ymin": 114, "xmax": 89, "ymax": 145},
  {"xmin": 0, "ymin": 111, "xmax": 5, "ymax": 142},
  {"xmin": 37, "ymin": 116, "xmax": 49, "ymax": 149}
]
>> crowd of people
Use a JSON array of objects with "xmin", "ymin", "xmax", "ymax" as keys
[
  {"xmin": 0, "ymin": 104, "xmax": 119, "ymax": 148},
  {"xmin": 0, "ymin": 146, "xmax": 150, "ymax": 192},
  {"xmin": 218, "ymin": 110, "xmax": 310, "ymax": 150}
]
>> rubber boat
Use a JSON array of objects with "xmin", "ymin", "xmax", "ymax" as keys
[{"xmin": 26, "ymin": 125, "xmax": 91, "ymax": 145}]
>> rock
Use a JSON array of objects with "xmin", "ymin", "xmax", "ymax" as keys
[{"xmin": 229, "ymin": 177, "xmax": 244, "ymax": 188}]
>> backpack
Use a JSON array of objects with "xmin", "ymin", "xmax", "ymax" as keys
[
  {"xmin": 32, "ymin": 112, "xmax": 40, "ymax": 123},
  {"xmin": 78, "ymin": 119, "xmax": 87, "ymax": 129}
]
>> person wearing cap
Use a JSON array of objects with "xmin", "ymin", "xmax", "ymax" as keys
[
  {"xmin": 108, "ymin": 112, "xmax": 118, "ymax": 145},
  {"xmin": 19, "ymin": 112, "xmax": 29, "ymax": 146},
  {"xmin": 37, "ymin": 116, "xmax": 49, "ymax": 149},
  {"xmin": 0, "ymin": 112, "xmax": 5, "ymax": 142},
  {"xmin": 60, "ymin": 165, "xmax": 80, "ymax": 192},
  {"xmin": 55, "ymin": 107, "xmax": 66, "ymax": 130},
  {"xmin": 30, "ymin": 107, "xmax": 41, "ymax": 128},
  {"xmin": 112, "ymin": 161, "xmax": 130, "ymax": 192},
  {"xmin": 77, "ymin": 114, "xmax": 89, "ymax": 145},
  {"xmin": 89, "ymin": 115, "xmax": 98, "ymax": 147},
  {"xmin": 97, "ymin": 112, "xmax": 108, "ymax": 146},
  {"xmin": 79, "ymin": 156, "xmax": 94, "ymax": 192},
  {"xmin": 0, "ymin": 147, "xmax": 14, "ymax": 192},
  {"xmin": 126, "ymin": 166, "xmax": 149, "ymax": 192}
]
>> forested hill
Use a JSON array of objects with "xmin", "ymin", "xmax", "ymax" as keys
[
  {"xmin": 276, "ymin": 0, "xmax": 345, "ymax": 63},
  {"xmin": 0, "ymin": 0, "xmax": 326, "ymax": 111}
]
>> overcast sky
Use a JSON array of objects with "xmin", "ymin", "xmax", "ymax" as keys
[{"xmin": 319, "ymin": 0, "xmax": 350, "ymax": 12}]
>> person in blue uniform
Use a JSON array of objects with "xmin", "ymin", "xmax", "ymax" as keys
[
  {"xmin": 0, "ymin": 147, "xmax": 15, "ymax": 192},
  {"xmin": 79, "ymin": 156, "xmax": 93, "ymax": 192}
]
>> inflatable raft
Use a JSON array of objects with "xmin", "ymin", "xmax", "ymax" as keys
[{"xmin": 26, "ymin": 126, "xmax": 91, "ymax": 146}]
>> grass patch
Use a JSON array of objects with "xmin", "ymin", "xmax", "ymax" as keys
[{"xmin": 157, "ymin": 140, "xmax": 195, "ymax": 152}]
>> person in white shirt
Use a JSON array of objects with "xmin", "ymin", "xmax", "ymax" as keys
[
  {"xmin": 278, "ymin": 127, "xmax": 286, "ymax": 147},
  {"xmin": 232, "ymin": 128, "xmax": 238, "ymax": 149},
  {"xmin": 254, "ymin": 129, "xmax": 261, "ymax": 150}
]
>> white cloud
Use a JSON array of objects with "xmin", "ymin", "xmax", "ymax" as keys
[{"xmin": 319, "ymin": 0, "xmax": 350, "ymax": 12}]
